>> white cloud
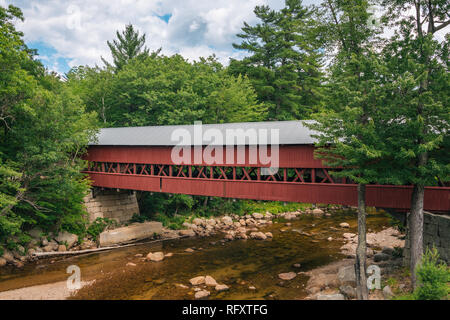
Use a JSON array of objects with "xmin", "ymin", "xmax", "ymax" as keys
[{"xmin": 5, "ymin": 0, "xmax": 303, "ymax": 69}]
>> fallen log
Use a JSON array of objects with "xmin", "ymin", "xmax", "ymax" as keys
[{"xmin": 33, "ymin": 235, "xmax": 190, "ymax": 258}]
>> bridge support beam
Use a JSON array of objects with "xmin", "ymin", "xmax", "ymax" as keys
[{"xmin": 84, "ymin": 189, "xmax": 140, "ymax": 223}]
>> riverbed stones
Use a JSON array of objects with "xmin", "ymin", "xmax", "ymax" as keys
[
  {"xmin": 221, "ymin": 216, "xmax": 233, "ymax": 225},
  {"xmin": 215, "ymin": 284, "xmax": 229, "ymax": 291},
  {"xmin": 312, "ymin": 208, "xmax": 324, "ymax": 215},
  {"xmin": 195, "ymin": 290, "xmax": 210, "ymax": 299},
  {"xmin": 265, "ymin": 232, "xmax": 273, "ymax": 238},
  {"xmin": 205, "ymin": 276, "xmax": 218, "ymax": 287},
  {"xmin": 126, "ymin": 262, "xmax": 136, "ymax": 267},
  {"xmin": 317, "ymin": 293, "xmax": 345, "ymax": 300},
  {"xmin": 383, "ymin": 285, "xmax": 394, "ymax": 299},
  {"xmin": 189, "ymin": 276, "xmax": 206, "ymax": 286},
  {"xmin": 339, "ymin": 222, "xmax": 350, "ymax": 228},
  {"xmin": 339, "ymin": 285, "xmax": 356, "ymax": 299},
  {"xmin": 185, "ymin": 248, "xmax": 194, "ymax": 253},
  {"xmin": 250, "ymin": 232, "xmax": 267, "ymax": 240},
  {"xmin": 179, "ymin": 229, "xmax": 196, "ymax": 237},
  {"xmin": 57, "ymin": 245, "xmax": 67, "ymax": 252},
  {"xmin": 54, "ymin": 231, "xmax": 78, "ymax": 248},
  {"xmin": 146, "ymin": 252, "xmax": 165, "ymax": 262},
  {"xmin": 278, "ymin": 272, "xmax": 297, "ymax": 281},
  {"xmin": 374, "ymin": 252, "xmax": 390, "ymax": 262},
  {"xmin": 0, "ymin": 258, "xmax": 6, "ymax": 267},
  {"xmin": 252, "ymin": 212, "xmax": 264, "ymax": 219},
  {"xmin": 343, "ymin": 233, "xmax": 356, "ymax": 239},
  {"xmin": 337, "ymin": 265, "xmax": 356, "ymax": 286}
]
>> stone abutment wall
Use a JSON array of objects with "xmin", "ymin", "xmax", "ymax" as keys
[
  {"xmin": 84, "ymin": 189, "xmax": 140, "ymax": 223},
  {"xmin": 404, "ymin": 211, "xmax": 450, "ymax": 264}
]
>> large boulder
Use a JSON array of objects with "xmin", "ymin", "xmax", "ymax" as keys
[
  {"xmin": 338, "ymin": 265, "xmax": 356, "ymax": 286},
  {"xmin": 99, "ymin": 222, "xmax": 162, "ymax": 247},
  {"xmin": 55, "ymin": 231, "xmax": 78, "ymax": 248}
]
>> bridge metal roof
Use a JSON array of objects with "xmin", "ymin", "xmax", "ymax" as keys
[{"xmin": 90, "ymin": 120, "xmax": 318, "ymax": 146}]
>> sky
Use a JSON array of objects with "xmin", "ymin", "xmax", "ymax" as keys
[{"xmin": 2, "ymin": 0, "xmax": 321, "ymax": 74}]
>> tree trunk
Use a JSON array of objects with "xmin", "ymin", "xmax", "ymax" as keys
[
  {"xmin": 355, "ymin": 183, "xmax": 368, "ymax": 300},
  {"xmin": 409, "ymin": 183, "xmax": 424, "ymax": 288}
]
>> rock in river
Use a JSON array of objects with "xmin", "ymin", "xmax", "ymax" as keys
[
  {"xmin": 189, "ymin": 276, "xmax": 206, "ymax": 286},
  {"xmin": 215, "ymin": 284, "xmax": 229, "ymax": 291},
  {"xmin": 205, "ymin": 276, "xmax": 218, "ymax": 287},
  {"xmin": 278, "ymin": 272, "xmax": 297, "ymax": 281},
  {"xmin": 146, "ymin": 252, "xmax": 165, "ymax": 262},
  {"xmin": 195, "ymin": 290, "xmax": 210, "ymax": 299},
  {"xmin": 339, "ymin": 223, "xmax": 350, "ymax": 228}
]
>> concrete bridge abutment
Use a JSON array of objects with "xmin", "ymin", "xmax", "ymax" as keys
[{"xmin": 84, "ymin": 189, "xmax": 140, "ymax": 223}]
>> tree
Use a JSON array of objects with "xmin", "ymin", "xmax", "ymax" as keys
[
  {"xmin": 229, "ymin": 0, "xmax": 324, "ymax": 120},
  {"xmin": 380, "ymin": 0, "xmax": 450, "ymax": 288},
  {"xmin": 309, "ymin": 0, "xmax": 386, "ymax": 300},
  {"xmin": 0, "ymin": 4, "xmax": 98, "ymax": 247},
  {"xmin": 102, "ymin": 24, "xmax": 153, "ymax": 71}
]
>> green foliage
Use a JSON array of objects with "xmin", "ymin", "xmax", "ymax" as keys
[
  {"xmin": 67, "ymin": 55, "xmax": 266, "ymax": 127},
  {"xmin": 413, "ymin": 247, "xmax": 449, "ymax": 300},
  {"xmin": 87, "ymin": 218, "xmax": 117, "ymax": 241},
  {"xmin": 230, "ymin": 0, "xmax": 324, "ymax": 120},
  {"xmin": 0, "ymin": 5, "xmax": 98, "ymax": 248}
]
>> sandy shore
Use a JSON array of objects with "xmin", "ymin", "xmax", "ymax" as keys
[{"xmin": 0, "ymin": 281, "xmax": 91, "ymax": 300}]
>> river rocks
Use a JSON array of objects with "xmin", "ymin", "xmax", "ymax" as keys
[
  {"xmin": 185, "ymin": 248, "xmax": 195, "ymax": 253},
  {"xmin": 146, "ymin": 252, "xmax": 165, "ymax": 262},
  {"xmin": 194, "ymin": 290, "xmax": 210, "ymax": 299},
  {"xmin": 250, "ymin": 232, "xmax": 267, "ymax": 240},
  {"xmin": 192, "ymin": 218, "xmax": 203, "ymax": 226},
  {"xmin": 0, "ymin": 258, "xmax": 6, "ymax": 267},
  {"xmin": 189, "ymin": 276, "xmax": 206, "ymax": 286},
  {"xmin": 165, "ymin": 252, "xmax": 173, "ymax": 257},
  {"xmin": 327, "ymin": 237, "xmax": 333, "ymax": 241},
  {"xmin": 293, "ymin": 263, "xmax": 301, "ymax": 268},
  {"xmin": 265, "ymin": 232, "xmax": 273, "ymax": 238},
  {"xmin": 317, "ymin": 293, "xmax": 345, "ymax": 300},
  {"xmin": 126, "ymin": 262, "xmax": 136, "ymax": 267},
  {"xmin": 179, "ymin": 229, "xmax": 196, "ymax": 237},
  {"xmin": 54, "ymin": 231, "xmax": 78, "ymax": 248},
  {"xmin": 339, "ymin": 222, "xmax": 350, "ymax": 228},
  {"xmin": 215, "ymin": 284, "xmax": 229, "ymax": 291},
  {"xmin": 28, "ymin": 228, "xmax": 44, "ymax": 240},
  {"xmin": 80, "ymin": 239, "xmax": 96, "ymax": 250},
  {"xmin": 205, "ymin": 276, "xmax": 218, "ymax": 287},
  {"xmin": 2, "ymin": 250, "xmax": 14, "ymax": 263},
  {"xmin": 283, "ymin": 212, "xmax": 296, "ymax": 220},
  {"xmin": 312, "ymin": 208, "xmax": 324, "ymax": 216},
  {"xmin": 374, "ymin": 252, "xmax": 390, "ymax": 262},
  {"xmin": 222, "ymin": 216, "xmax": 233, "ymax": 225},
  {"xmin": 252, "ymin": 212, "xmax": 264, "ymax": 220},
  {"xmin": 57, "ymin": 245, "xmax": 67, "ymax": 252},
  {"xmin": 381, "ymin": 246, "xmax": 395, "ymax": 256},
  {"xmin": 338, "ymin": 265, "xmax": 356, "ymax": 286},
  {"xmin": 343, "ymin": 233, "xmax": 356, "ymax": 240},
  {"xmin": 278, "ymin": 272, "xmax": 297, "ymax": 281},
  {"xmin": 383, "ymin": 285, "xmax": 394, "ymax": 299},
  {"xmin": 339, "ymin": 285, "xmax": 356, "ymax": 299}
]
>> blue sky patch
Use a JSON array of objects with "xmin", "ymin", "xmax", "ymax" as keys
[
  {"xmin": 157, "ymin": 13, "xmax": 172, "ymax": 23},
  {"xmin": 28, "ymin": 41, "xmax": 72, "ymax": 74}
]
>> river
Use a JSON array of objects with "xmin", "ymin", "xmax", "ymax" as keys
[{"xmin": 0, "ymin": 209, "xmax": 390, "ymax": 299}]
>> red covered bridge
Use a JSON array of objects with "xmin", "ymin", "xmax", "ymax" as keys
[{"xmin": 83, "ymin": 121, "xmax": 449, "ymax": 213}]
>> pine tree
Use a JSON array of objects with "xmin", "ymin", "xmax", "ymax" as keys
[
  {"xmin": 102, "ymin": 24, "xmax": 151, "ymax": 71},
  {"xmin": 229, "ymin": 0, "xmax": 324, "ymax": 120},
  {"xmin": 380, "ymin": 0, "xmax": 450, "ymax": 288},
  {"xmin": 309, "ymin": 0, "xmax": 385, "ymax": 300}
]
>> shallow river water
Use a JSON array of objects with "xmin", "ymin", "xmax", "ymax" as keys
[{"xmin": 0, "ymin": 209, "xmax": 390, "ymax": 299}]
